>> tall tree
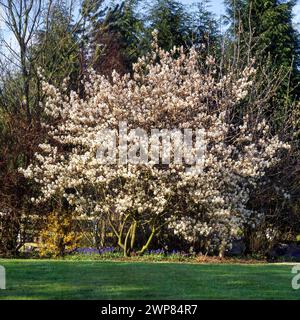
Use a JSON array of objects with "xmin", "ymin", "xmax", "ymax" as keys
[
  {"xmin": 30, "ymin": 1, "xmax": 81, "ymax": 92},
  {"xmin": 146, "ymin": 0, "xmax": 192, "ymax": 51},
  {"xmin": 84, "ymin": 0, "xmax": 145, "ymax": 75},
  {"xmin": 190, "ymin": 0, "xmax": 221, "ymax": 57},
  {"xmin": 224, "ymin": 0, "xmax": 300, "ymax": 252},
  {"xmin": 0, "ymin": 0, "xmax": 82, "ymax": 256},
  {"xmin": 79, "ymin": 0, "xmax": 107, "ymax": 72},
  {"xmin": 225, "ymin": 0, "xmax": 300, "ymax": 105},
  {"xmin": 0, "ymin": 0, "xmax": 43, "ymax": 122}
]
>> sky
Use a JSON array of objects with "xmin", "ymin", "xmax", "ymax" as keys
[{"xmin": 180, "ymin": 0, "xmax": 227, "ymax": 16}]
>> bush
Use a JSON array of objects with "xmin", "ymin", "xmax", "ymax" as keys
[
  {"xmin": 39, "ymin": 212, "xmax": 81, "ymax": 257},
  {"xmin": 22, "ymin": 34, "xmax": 290, "ymax": 257}
]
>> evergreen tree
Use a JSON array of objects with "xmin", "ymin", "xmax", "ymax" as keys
[
  {"xmin": 146, "ymin": 0, "xmax": 192, "ymax": 51},
  {"xmin": 225, "ymin": 0, "xmax": 300, "ymax": 118},
  {"xmin": 79, "ymin": 0, "xmax": 107, "ymax": 64},
  {"xmin": 81, "ymin": 0, "xmax": 144, "ymax": 75},
  {"xmin": 246, "ymin": 0, "xmax": 299, "ymax": 71},
  {"xmin": 102, "ymin": 0, "xmax": 145, "ymax": 71},
  {"xmin": 31, "ymin": 1, "xmax": 81, "ymax": 91},
  {"xmin": 190, "ymin": 0, "xmax": 221, "ymax": 57}
]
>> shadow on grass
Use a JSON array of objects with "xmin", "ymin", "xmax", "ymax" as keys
[{"xmin": 0, "ymin": 261, "xmax": 299, "ymax": 300}]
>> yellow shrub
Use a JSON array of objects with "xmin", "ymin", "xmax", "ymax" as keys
[{"xmin": 39, "ymin": 212, "xmax": 81, "ymax": 257}]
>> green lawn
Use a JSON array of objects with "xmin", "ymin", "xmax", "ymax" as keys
[{"xmin": 0, "ymin": 260, "xmax": 299, "ymax": 300}]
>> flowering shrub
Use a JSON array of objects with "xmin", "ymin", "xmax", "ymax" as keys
[
  {"xmin": 21, "ymin": 32, "xmax": 289, "ymax": 257},
  {"xmin": 39, "ymin": 212, "xmax": 81, "ymax": 257}
]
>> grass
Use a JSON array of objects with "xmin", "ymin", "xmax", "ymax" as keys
[{"xmin": 0, "ymin": 259, "xmax": 299, "ymax": 300}]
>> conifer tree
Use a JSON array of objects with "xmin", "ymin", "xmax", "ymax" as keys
[{"xmin": 146, "ymin": 0, "xmax": 192, "ymax": 50}]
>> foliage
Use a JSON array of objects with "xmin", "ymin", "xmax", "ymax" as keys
[
  {"xmin": 30, "ymin": 1, "xmax": 81, "ymax": 91},
  {"xmin": 190, "ymin": 0, "xmax": 221, "ymax": 56},
  {"xmin": 0, "ymin": 0, "xmax": 81, "ymax": 257},
  {"xmin": 39, "ymin": 212, "xmax": 81, "ymax": 257},
  {"xmin": 224, "ymin": 0, "xmax": 300, "ymax": 112},
  {"xmin": 80, "ymin": 1, "xmax": 145, "ymax": 76},
  {"xmin": 146, "ymin": 0, "xmax": 192, "ymax": 50}
]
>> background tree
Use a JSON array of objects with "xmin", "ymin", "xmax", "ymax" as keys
[
  {"xmin": 31, "ymin": 0, "xmax": 81, "ymax": 91},
  {"xmin": 223, "ymin": 0, "xmax": 300, "ymax": 254},
  {"xmin": 190, "ymin": 0, "xmax": 221, "ymax": 56},
  {"xmin": 0, "ymin": 0, "xmax": 42, "ymax": 122},
  {"xmin": 224, "ymin": 0, "xmax": 300, "ymax": 114},
  {"xmin": 0, "ymin": 0, "xmax": 82, "ymax": 256},
  {"xmin": 145, "ymin": 0, "xmax": 192, "ymax": 50},
  {"xmin": 79, "ymin": 0, "xmax": 107, "ymax": 74}
]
